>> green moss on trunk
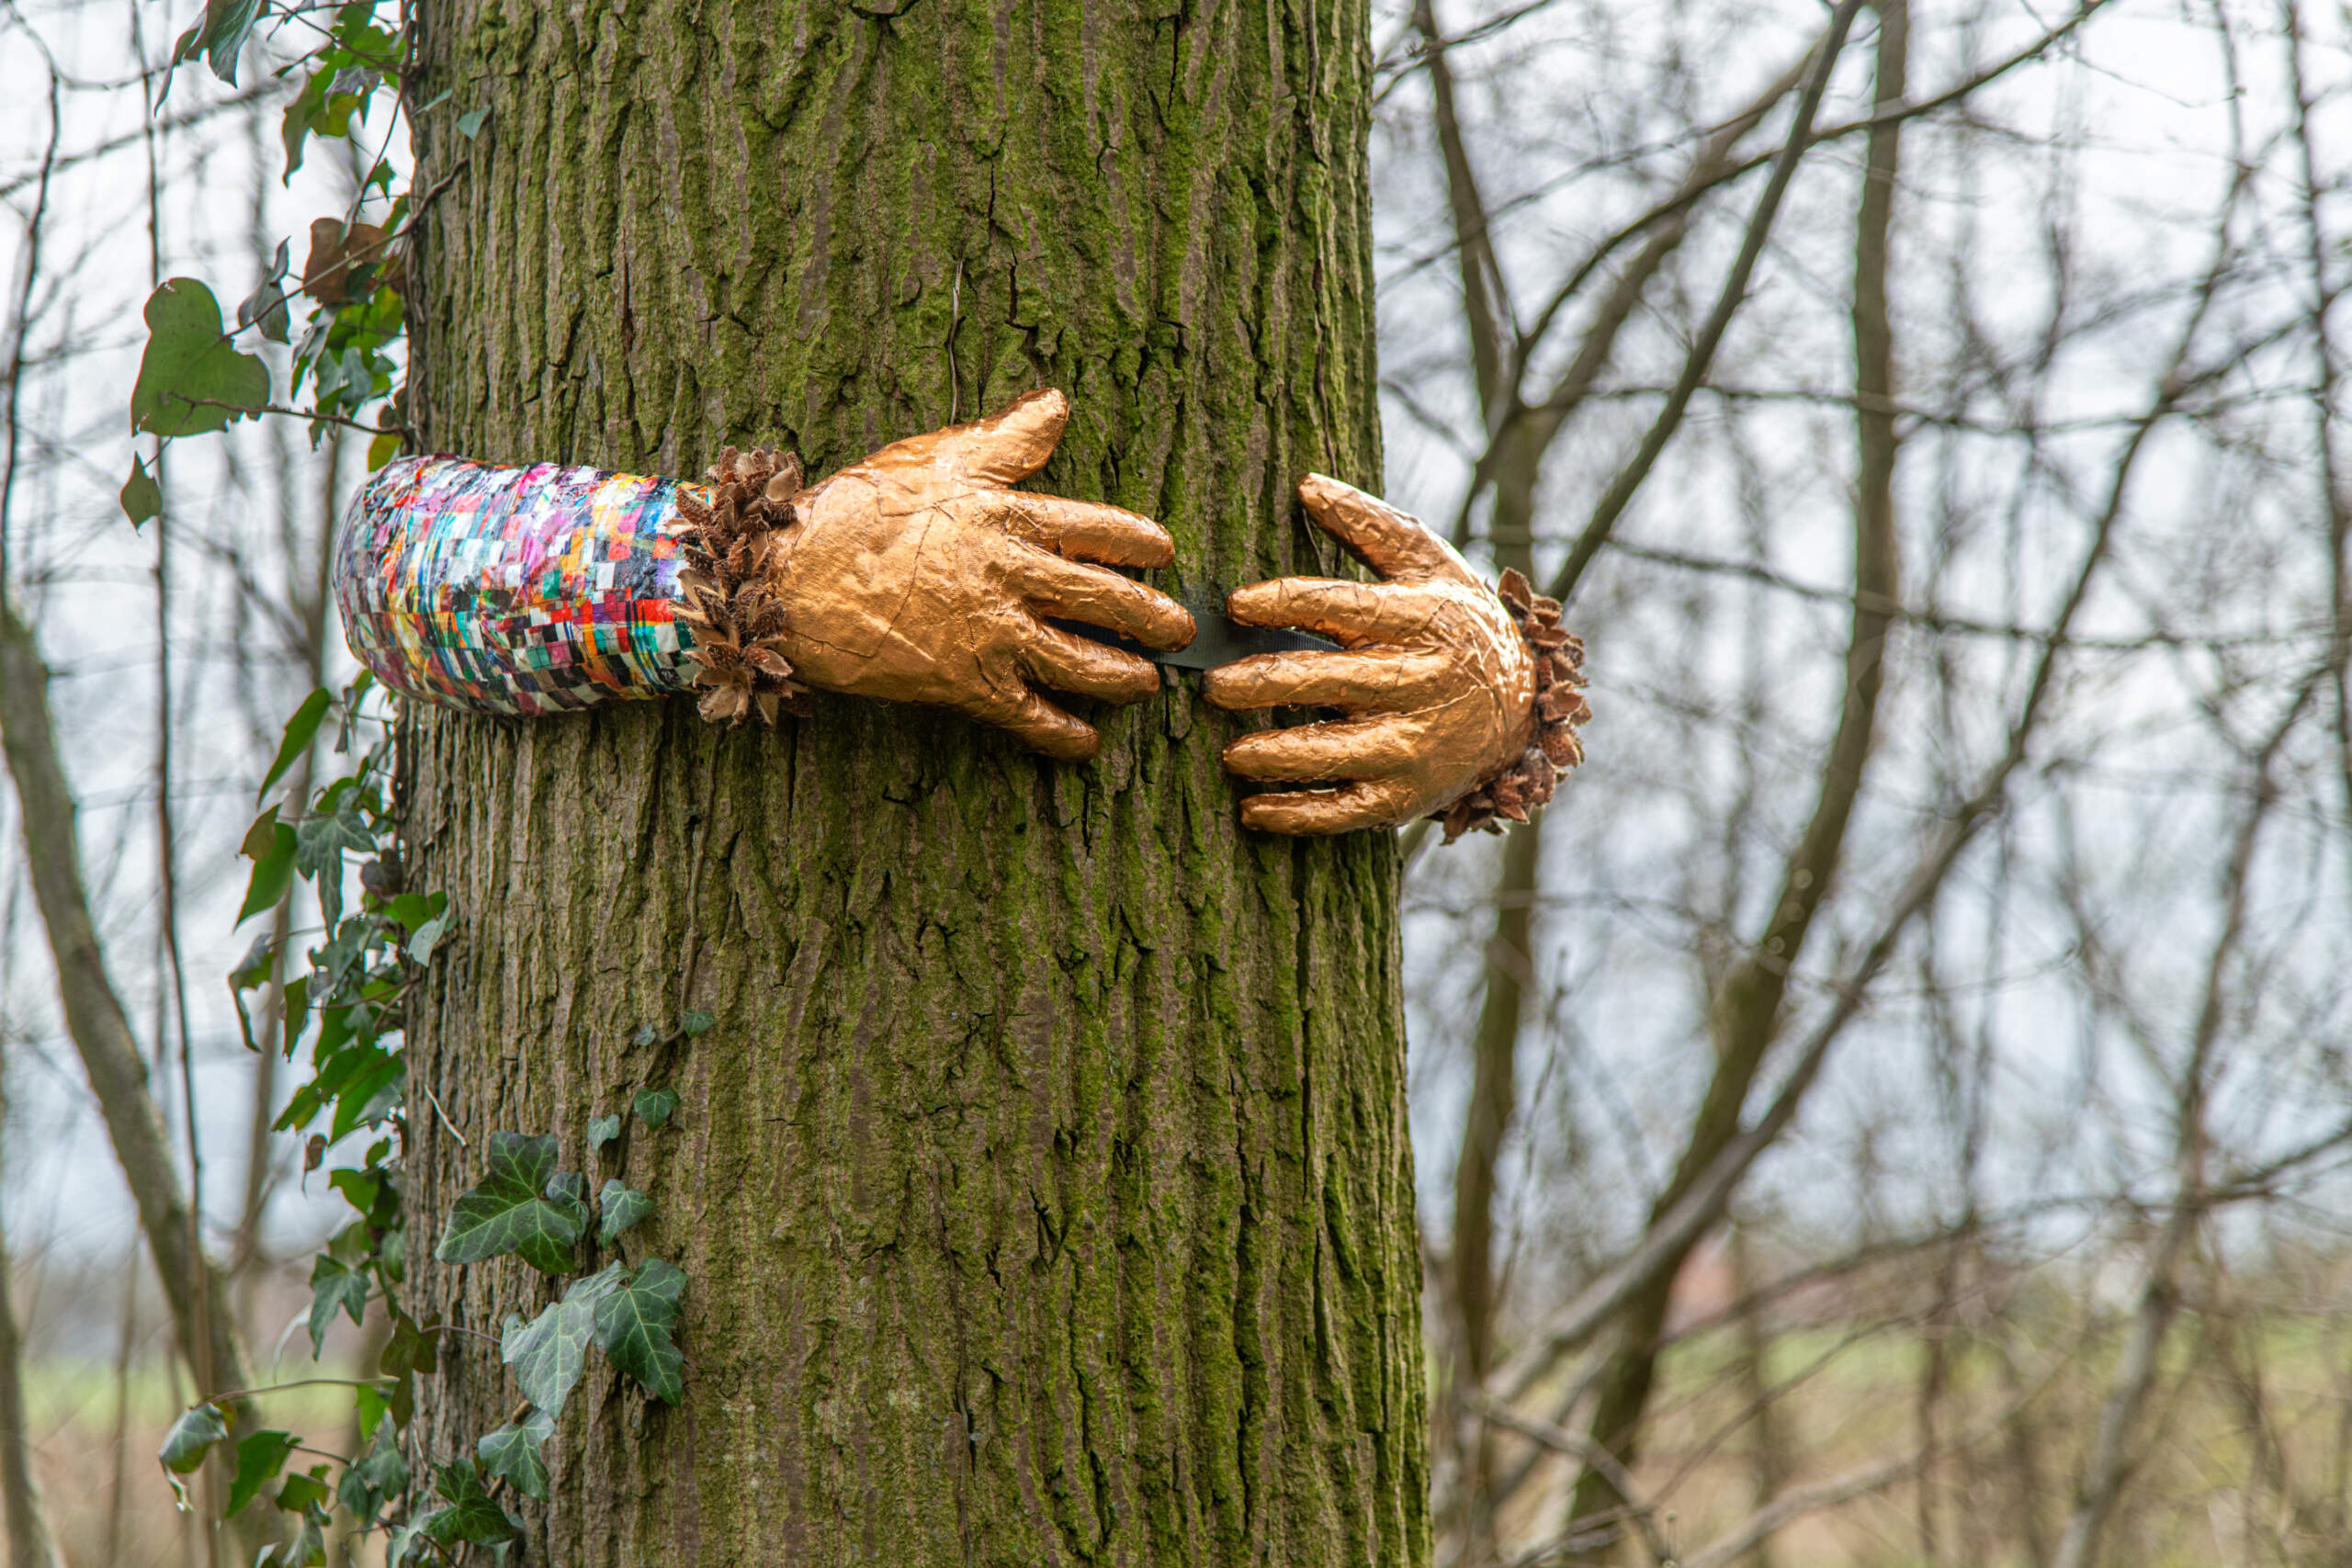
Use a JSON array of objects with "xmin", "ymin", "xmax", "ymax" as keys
[{"xmin": 401, "ymin": 0, "xmax": 1425, "ymax": 1561}]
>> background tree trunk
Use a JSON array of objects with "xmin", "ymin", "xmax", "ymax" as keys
[{"xmin": 403, "ymin": 1, "xmax": 1425, "ymax": 1562}]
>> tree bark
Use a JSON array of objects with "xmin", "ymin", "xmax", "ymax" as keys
[{"xmin": 404, "ymin": 2, "xmax": 1424, "ymax": 1563}]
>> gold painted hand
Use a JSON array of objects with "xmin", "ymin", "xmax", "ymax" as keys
[
  {"xmin": 761, "ymin": 390, "xmax": 1196, "ymax": 761},
  {"xmin": 1207, "ymin": 475, "xmax": 1583, "ymax": 838}
]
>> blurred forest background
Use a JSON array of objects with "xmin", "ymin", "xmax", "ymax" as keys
[{"xmin": 4, "ymin": 0, "xmax": 2352, "ymax": 1563}]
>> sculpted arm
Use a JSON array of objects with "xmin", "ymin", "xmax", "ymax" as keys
[{"xmin": 333, "ymin": 391, "xmax": 1193, "ymax": 760}]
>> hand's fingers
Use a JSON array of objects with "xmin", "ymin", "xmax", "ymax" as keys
[
  {"xmin": 1008, "ymin": 542, "xmax": 1197, "ymax": 650},
  {"xmin": 1204, "ymin": 647, "xmax": 1452, "ymax": 712},
  {"xmin": 932, "ymin": 388, "xmax": 1070, "ymax": 486},
  {"xmin": 1227, "ymin": 576, "xmax": 1442, "ymax": 647},
  {"xmin": 1238, "ymin": 778, "xmax": 1423, "ymax": 837},
  {"xmin": 1018, "ymin": 618, "xmax": 1162, "ymax": 705},
  {"xmin": 1297, "ymin": 473, "xmax": 1475, "ymax": 587},
  {"xmin": 967, "ymin": 683, "xmax": 1102, "ymax": 761},
  {"xmin": 1221, "ymin": 716, "xmax": 1420, "ymax": 782},
  {"xmin": 985, "ymin": 491, "xmax": 1175, "ymax": 569}
]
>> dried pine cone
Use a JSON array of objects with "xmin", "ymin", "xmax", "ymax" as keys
[
  {"xmin": 673, "ymin": 446, "xmax": 811, "ymax": 727},
  {"xmin": 1434, "ymin": 568, "xmax": 1590, "ymax": 842}
]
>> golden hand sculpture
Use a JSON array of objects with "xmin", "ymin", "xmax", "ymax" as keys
[
  {"xmin": 1206, "ymin": 475, "xmax": 1587, "ymax": 838},
  {"xmin": 679, "ymin": 389, "xmax": 1196, "ymax": 761}
]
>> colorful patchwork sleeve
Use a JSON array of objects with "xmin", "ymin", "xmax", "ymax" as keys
[{"xmin": 334, "ymin": 454, "xmax": 710, "ymax": 716}]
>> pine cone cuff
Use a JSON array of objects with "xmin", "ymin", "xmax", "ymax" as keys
[
  {"xmin": 1434, "ymin": 568, "xmax": 1591, "ymax": 843},
  {"xmin": 674, "ymin": 446, "xmax": 811, "ymax": 727}
]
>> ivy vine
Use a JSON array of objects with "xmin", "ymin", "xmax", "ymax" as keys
[{"xmin": 133, "ymin": 5, "xmax": 697, "ymax": 1561}]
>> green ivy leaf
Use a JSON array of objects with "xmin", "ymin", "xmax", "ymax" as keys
[
  {"xmin": 223, "ymin": 1428, "xmax": 298, "ymax": 1517},
  {"xmin": 379, "ymin": 1306, "xmax": 441, "ymax": 1380},
  {"xmin": 352, "ymin": 1381, "xmax": 390, "ymax": 1442},
  {"xmin": 328, "ymin": 1166, "xmax": 401, "ymax": 1230},
  {"xmin": 457, "ymin": 106, "xmax": 491, "ymax": 139},
  {"xmin": 280, "ymin": 65, "xmax": 370, "ymax": 181},
  {"xmin": 587, "ymin": 1113, "xmax": 621, "ymax": 1153},
  {"xmin": 435, "ymin": 1132, "xmax": 586, "ymax": 1274},
  {"xmin": 476, "ymin": 1406, "xmax": 554, "ymax": 1501},
  {"xmin": 681, "ymin": 1008, "xmax": 717, "ymax": 1037},
  {"xmin": 120, "ymin": 454, "xmax": 162, "ymax": 525},
  {"xmin": 598, "ymin": 1180, "xmax": 652, "ymax": 1244},
  {"xmin": 634, "ymin": 1087, "xmax": 680, "ymax": 1131},
  {"xmin": 158, "ymin": 1401, "xmax": 230, "ymax": 1473},
  {"xmin": 336, "ymin": 1415, "xmax": 410, "ymax": 1521},
  {"xmin": 294, "ymin": 806, "xmax": 373, "ymax": 931},
  {"xmin": 501, "ymin": 1262, "xmax": 623, "ymax": 1417},
  {"xmin": 236, "ymin": 818, "xmax": 298, "ymax": 926},
  {"xmin": 307, "ymin": 1253, "xmax": 369, "ymax": 1355},
  {"xmin": 423, "ymin": 1459, "xmax": 521, "ymax": 1547},
  {"xmin": 276, "ymin": 1466, "xmax": 330, "ymax": 1515},
  {"xmin": 293, "ymin": 803, "xmax": 374, "ymax": 880},
  {"xmin": 130, "ymin": 278, "xmax": 271, "ymax": 437},
  {"xmin": 258, "ymin": 689, "xmax": 332, "ymax": 804},
  {"xmin": 183, "ymin": 0, "xmax": 263, "ymax": 85},
  {"xmin": 594, "ymin": 1258, "xmax": 686, "ymax": 1404}
]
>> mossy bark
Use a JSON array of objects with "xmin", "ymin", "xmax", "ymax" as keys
[{"xmin": 401, "ymin": 0, "xmax": 1425, "ymax": 1562}]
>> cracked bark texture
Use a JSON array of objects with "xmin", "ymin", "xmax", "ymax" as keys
[{"xmin": 401, "ymin": 0, "xmax": 1425, "ymax": 1563}]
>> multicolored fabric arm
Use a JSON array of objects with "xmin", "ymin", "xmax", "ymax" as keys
[{"xmin": 334, "ymin": 454, "xmax": 705, "ymax": 715}]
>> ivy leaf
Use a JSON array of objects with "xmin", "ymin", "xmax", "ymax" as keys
[
  {"xmin": 634, "ymin": 1087, "xmax": 680, "ymax": 1131},
  {"xmin": 458, "ymin": 106, "xmax": 491, "ymax": 139},
  {"xmin": 276, "ymin": 1467, "xmax": 330, "ymax": 1515},
  {"xmin": 587, "ymin": 1114, "xmax": 621, "ymax": 1153},
  {"xmin": 598, "ymin": 1180, "xmax": 651, "ymax": 1244},
  {"xmin": 182, "ymin": 0, "xmax": 263, "ymax": 85},
  {"xmin": 681, "ymin": 1008, "xmax": 717, "ymax": 1037},
  {"xmin": 293, "ymin": 805, "xmax": 373, "ymax": 879},
  {"xmin": 435, "ymin": 1132, "xmax": 585, "ymax": 1275},
  {"xmin": 223, "ymin": 1428, "xmax": 298, "ymax": 1516},
  {"xmin": 594, "ymin": 1258, "xmax": 686, "ymax": 1404},
  {"xmin": 236, "ymin": 818, "xmax": 298, "ymax": 926},
  {"xmin": 158, "ymin": 1401, "xmax": 230, "ymax": 1473},
  {"xmin": 336, "ymin": 1415, "xmax": 410, "ymax": 1521},
  {"xmin": 502, "ymin": 1262, "xmax": 623, "ymax": 1417},
  {"xmin": 280, "ymin": 65, "xmax": 369, "ymax": 181},
  {"xmin": 120, "ymin": 454, "xmax": 162, "ymax": 525},
  {"xmin": 351, "ymin": 1381, "xmax": 389, "ymax": 1441},
  {"xmin": 130, "ymin": 278, "xmax": 271, "ymax": 438},
  {"xmin": 422, "ymin": 1459, "xmax": 520, "ymax": 1547},
  {"xmin": 294, "ymin": 806, "xmax": 373, "ymax": 931},
  {"xmin": 258, "ymin": 689, "xmax": 332, "ymax": 804},
  {"xmin": 476, "ymin": 1406, "xmax": 554, "ymax": 1501},
  {"xmin": 307, "ymin": 1253, "xmax": 369, "ymax": 1355},
  {"xmin": 379, "ymin": 1307, "xmax": 440, "ymax": 1379}
]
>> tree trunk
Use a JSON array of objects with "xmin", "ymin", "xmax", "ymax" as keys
[{"xmin": 403, "ymin": 2, "xmax": 1424, "ymax": 1563}]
